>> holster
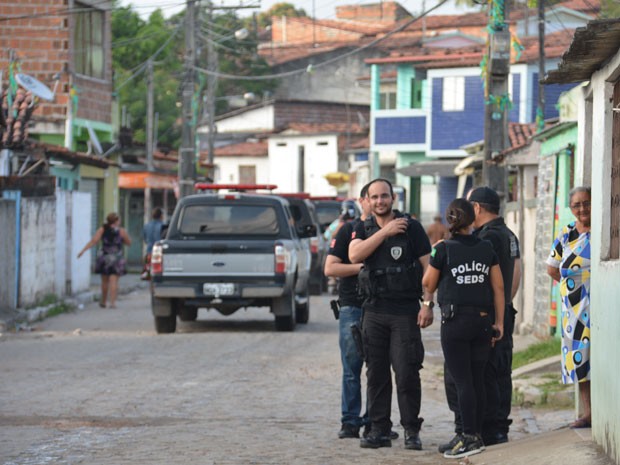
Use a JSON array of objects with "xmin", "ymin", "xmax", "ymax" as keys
[
  {"xmin": 330, "ymin": 299, "xmax": 340, "ymax": 320},
  {"xmin": 350, "ymin": 321, "xmax": 365, "ymax": 359}
]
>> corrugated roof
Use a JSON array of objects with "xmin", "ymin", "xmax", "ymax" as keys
[{"xmin": 544, "ymin": 18, "xmax": 620, "ymax": 83}]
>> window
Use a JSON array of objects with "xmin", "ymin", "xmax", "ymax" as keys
[
  {"xmin": 442, "ymin": 76, "xmax": 465, "ymax": 111},
  {"xmin": 178, "ymin": 204, "xmax": 279, "ymax": 235},
  {"xmin": 410, "ymin": 79, "xmax": 423, "ymax": 109},
  {"xmin": 379, "ymin": 83, "xmax": 397, "ymax": 110},
  {"xmin": 74, "ymin": 3, "xmax": 105, "ymax": 79},
  {"xmin": 238, "ymin": 165, "xmax": 256, "ymax": 184}
]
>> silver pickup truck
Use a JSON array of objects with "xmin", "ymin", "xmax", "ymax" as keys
[{"xmin": 150, "ymin": 193, "xmax": 314, "ymax": 333}]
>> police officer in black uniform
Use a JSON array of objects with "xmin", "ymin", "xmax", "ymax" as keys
[
  {"xmin": 349, "ymin": 178, "xmax": 433, "ymax": 450},
  {"xmin": 423, "ymin": 198, "xmax": 505, "ymax": 459},
  {"xmin": 439, "ymin": 187, "xmax": 521, "ymax": 451}
]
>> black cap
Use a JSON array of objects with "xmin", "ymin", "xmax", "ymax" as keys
[{"xmin": 468, "ymin": 186, "xmax": 500, "ymax": 209}]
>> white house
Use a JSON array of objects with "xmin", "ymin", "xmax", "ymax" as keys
[{"xmin": 545, "ymin": 18, "xmax": 620, "ymax": 464}]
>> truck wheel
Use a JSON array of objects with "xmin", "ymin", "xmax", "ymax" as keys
[
  {"xmin": 272, "ymin": 292, "xmax": 296, "ymax": 331},
  {"xmin": 178, "ymin": 306, "xmax": 198, "ymax": 321},
  {"xmin": 275, "ymin": 315, "xmax": 295, "ymax": 331},
  {"xmin": 154, "ymin": 315, "xmax": 177, "ymax": 334},
  {"xmin": 295, "ymin": 288, "xmax": 310, "ymax": 324}
]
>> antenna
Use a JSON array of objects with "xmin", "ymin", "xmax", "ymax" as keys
[{"xmin": 15, "ymin": 73, "xmax": 54, "ymax": 101}]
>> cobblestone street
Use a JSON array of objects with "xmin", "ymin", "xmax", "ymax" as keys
[{"xmin": 0, "ymin": 288, "xmax": 573, "ymax": 465}]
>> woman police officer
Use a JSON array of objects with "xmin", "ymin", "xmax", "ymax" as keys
[{"xmin": 422, "ymin": 198, "xmax": 504, "ymax": 459}]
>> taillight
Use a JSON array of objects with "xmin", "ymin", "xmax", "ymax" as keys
[
  {"xmin": 310, "ymin": 237, "xmax": 319, "ymax": 254},
  {"xmin": 274, "ymin": 243, "xmax": 289, "ymax": 275},
  {"xmin": 151, "ymin": 244, "xmax": 163, "ymax": 275}
]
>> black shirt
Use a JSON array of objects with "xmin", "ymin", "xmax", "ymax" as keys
[
  {"xmin": 430, "ymin": 234, "xmax": 499, "ymax": 311},
  {"xmin": 473, "ymin": 217, "xmax": 520, "ymax": 305},
  {"xmin": 327, "ymin": 219, "xmax": 363, "ymax": 307},
  {"xmin": 352, "ymin": 211, "xmax": 431, "ymax": 315}
]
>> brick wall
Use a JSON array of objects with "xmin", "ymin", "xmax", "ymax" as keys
[
  {"xmin": 336, "ymin": 2, "xmax": 411, "ymax": 23},
  {"xmin": 273, "ymin": 101, "xmax": 369, "ymax": 128},
  {"xmin": 0, "ymin": 0, "xmax": 113, "ymax": 127},
  {"xmin": 271, "ymin": 17, "xmax": 363, "ymax": 45}
]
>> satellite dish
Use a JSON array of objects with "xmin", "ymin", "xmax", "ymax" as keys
[{"xmin": 15, "ymin": 73, "xmax": 55, "ymax": 101}]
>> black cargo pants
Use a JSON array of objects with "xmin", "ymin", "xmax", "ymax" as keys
[{"xmin": 362, "ymin": 310, "xmax": 425, "ymax": 435}]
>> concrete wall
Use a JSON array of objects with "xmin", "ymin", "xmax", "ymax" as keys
[
  {"xmin": 268, "ymin": 134, "xmax": 338, "ymax": 196},
  {"xmin": 586, "ymin": 48, "xmax": 620, "ymax": 465},
  {"xmin": 71, "ymin": 191, "xmax": 92, "ymax": 294},
  {"xmin": 19, "ymin": 197, "xmax": 56, "ymax": 307},
  {"xmin": 215, "ymin": 156, "xmax": 270, "ymax": 185},
  {"xmin": 0, "ymin": 198, "xmax": 17, "ymax": 310}
]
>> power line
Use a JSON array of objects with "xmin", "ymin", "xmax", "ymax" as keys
[{"xmin": 193, "ymin": 0, "xmax": 450, "ymax": 81}]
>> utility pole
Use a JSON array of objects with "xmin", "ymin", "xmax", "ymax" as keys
[
  {"xmin": 145, "ymin": 58, "xmax": 154, "ymax": 225},
  {"xmin": 179, "ymin": 0, "xmax": 197, "ymax": 198},
  {"xmin": 537, "ymin": 0, "xmax": 546, "ymax": 132},
  {"xmin": 206, "ymin": 1, "xmax": 217, "ymax": 171},
  {"xmin": 482, "ymin": 1, "xmax": 511, "ymax": 200}
]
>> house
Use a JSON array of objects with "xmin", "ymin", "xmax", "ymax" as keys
[
  {"xmin": 0, "ymin": 0, "xmax": 118, "ymax": 234},
  {"xmin": 196, "ymin": 100, "xmax": 369, "ymax": 196},
  {"xmin": 544, "ymin": 18, "xmax": 620, "ymax": 463}
]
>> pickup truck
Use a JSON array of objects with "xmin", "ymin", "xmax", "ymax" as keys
[{"xmin": 150, "ymin": 193, "xmax": 314, "ymax": 333}]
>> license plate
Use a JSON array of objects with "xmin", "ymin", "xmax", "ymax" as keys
[{"xmin": 203, "ymin": 283, "xmax": 235, "ymax": 296}]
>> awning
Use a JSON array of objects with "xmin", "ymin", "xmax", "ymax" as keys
[
  {"xmin": 119, "ymin": 172, "xmax": 178, "ymax": 190},
  {"xmin": 454, "ymin": 154, "xmax": 483, "ymax": 176},
  {"xmin": 396, "ymin": 160, "xmax": 460, "ymax": 178}
]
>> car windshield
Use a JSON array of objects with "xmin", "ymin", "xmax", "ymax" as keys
[
  {"xmin": 178, "ymin": 204, "xmax": 279, "ymax": 235},
  {"xmin": 315, "ymin": 203, "xmax": 341, "ymax": 231}
]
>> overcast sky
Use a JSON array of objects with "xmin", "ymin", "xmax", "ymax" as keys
[{"xmin": 118, "ymin": 0, "xmax": 480, "ymax": 21}]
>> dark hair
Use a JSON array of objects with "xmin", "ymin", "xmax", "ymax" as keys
[
  {"xmin": 476, "ymin": 202, "xmax": 499, "ymax": 215},
  {"xmin": 153, "ymin": 207, "xmax": 163, "ymax": 220},
  {"xmin": 445, "ymin": 199, "xmax": 475, "ymax": 237},
  {"xmin": 365, "ymin": 178, "xmax": 394, "ymax": 197},
  {"xmin": 104, "ymin": 212, "xmax": 119, "ymax": 229},
  {"xmin": 360, "ymin": 182, "xmax": 370, "ymax": 198}
]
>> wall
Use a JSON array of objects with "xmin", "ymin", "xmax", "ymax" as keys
[
  {"xmin": 19, "ymin": 197, "xmax": 56, "ymax": 307},
  {"xmin": 0, "ymin": 198, "xmax": 17, "ymax": 310},
  {"xmin": 268, "ymin": 134, "xmax": 338, "ymax": 196},
  {"xmin": 216, "ymin": 156, "xmax": 270, "ymax": 185},
  {"xmin": 71, "ymin": 191, "xmax": 92, "ymax": 294},
  {"xmin": 588, "ymin": 49, "xmax": 620, "ymax": 465}
]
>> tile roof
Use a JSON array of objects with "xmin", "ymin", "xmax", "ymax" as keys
[
  {"xmin": 209, "ymin": 140, "xmax": 268, "ymax": 158},
  {"xmin": 517, "ymin": 29, "xmax": 577, "ymax": 63},
  {"xmin": 508, "ymin": 122, "xmax": 537, "ymax": 150}
]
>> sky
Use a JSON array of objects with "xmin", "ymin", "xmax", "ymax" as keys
[{"xmin": 118, "ymin": 0, "xmax": 480, "ymax": 21}]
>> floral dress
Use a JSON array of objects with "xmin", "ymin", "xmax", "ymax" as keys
[
  {"xmin": 95, "ymin": 227, "xmax": 127, "ymax": 276},
  {"xmin": 546, "ymin": 221, "xmax": 590, "ymax": 384}
]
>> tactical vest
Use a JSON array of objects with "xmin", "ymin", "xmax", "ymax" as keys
[
  {"xmin": 437, "ymin": 238, "xmax": 495, "ymax": 309},
  {"xmin": 359, "ymin": 215, "xmax": 422, "ymax": 301}
]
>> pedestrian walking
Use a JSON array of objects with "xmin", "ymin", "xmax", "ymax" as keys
[
  {"xmin": 349, "ymin": 178, "xmax": 433, "ymax": 450},
  {"xmin": 422, "ymin": 198, "xmax": 505, "ymax": 459},
  {"xmin": 141, "ymin": 207, "xmax": 163, "ymax": 280},
  {"xmin": 78, "ymin": 212, "xmax": 132, "ymax": 308},
  {"xmin": 546, "ymin": 186, "xmax": 592, "ymax": 429}
]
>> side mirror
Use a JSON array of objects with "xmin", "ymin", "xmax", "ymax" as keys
[
  {"xmin": 297, "ymin": 223, "xmax": 317, "ymax": 238},
  {"xmin": 160, "ymin": 222, "xmax": 170, "ymax": 239}
]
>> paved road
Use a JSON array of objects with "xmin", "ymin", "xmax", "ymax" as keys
[{"xmin": 0, "ymin": 289, "xmax": 572, "ymax": 465}]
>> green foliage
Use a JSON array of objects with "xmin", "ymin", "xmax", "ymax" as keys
[
  {"xmin": 112, "ymin": 5, "xmax": 278, "ymax": 148},
  {"xmin": 46, "ymin": 302, "xmax": 74, "ymax": 319},
  {"xmin": 601, "ymin": 0, "xmax": 620, "ymax": 18},
  {"xmin": 255, "ymin": 2, "xmax": 307, "ymax": 28},
  {"xmin": 512, "ymin": 338, "xmax": 560, "ymax": 369}
]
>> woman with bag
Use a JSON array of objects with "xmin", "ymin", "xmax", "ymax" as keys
[
  {"xmin": 422, "ymin": 198, "xmax": 504, "ymax": 459},
  {"xmin": 78, "ymin": 212, "xmax": 131, "ymax": 308}
]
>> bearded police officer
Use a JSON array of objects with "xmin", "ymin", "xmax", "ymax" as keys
[
  {"xmin": 439, "ymin": 187, "xmax": 521, "ymax": 452},
  {"xmin": 349, "ymin": 178, "xmax": 433, "ymax": 450}
]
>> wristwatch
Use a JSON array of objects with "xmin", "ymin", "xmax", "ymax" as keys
[{"xmin": 423, "ymin": 300, "xmax": 435, "ymax": 309}]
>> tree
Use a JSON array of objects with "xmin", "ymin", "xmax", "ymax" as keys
[{"xmin": 255, "ymin": 2, "xmax": 307, "ymax": 29}]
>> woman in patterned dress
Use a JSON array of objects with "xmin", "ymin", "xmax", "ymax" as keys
[
  {"xmin": 78, "ymin": 212, "xmax": 132, "ymax": 309},
  {"xmin": 546, "ymin": 186, "xmax": 591, "ymax": 428}
]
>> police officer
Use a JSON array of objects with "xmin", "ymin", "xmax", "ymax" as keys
[
  {"xmin": 423, "ymin": 198, "xmax": 505, "ymax": 459},
  {"xmin": 324, "ymin": 188, "xmax": 372, "ymax": 439},
  {"xmin": 439, "ymin": 187, "xmax": 521, "ymax": 451},
  {"xmin": 349, "ymin": 178, "xmax": 433, "ymax": 450}
]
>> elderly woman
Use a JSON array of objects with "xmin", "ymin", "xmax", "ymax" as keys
[{"xmin": 546, "ymin": 186, "xmax": 591, "ymax": 428}]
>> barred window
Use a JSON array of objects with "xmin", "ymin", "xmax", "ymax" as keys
[{"xmin": 74, "ymin": 3, "xmax": 105, "ymax": 79}]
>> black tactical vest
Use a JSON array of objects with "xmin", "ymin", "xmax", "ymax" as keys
[
  {"xmin": 360, "ymin": 215, "xmax": 423, "ymax": 301},
  {"xmin": 437, "ymin": 238, "xmax": 495, "ymax": 309}
]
